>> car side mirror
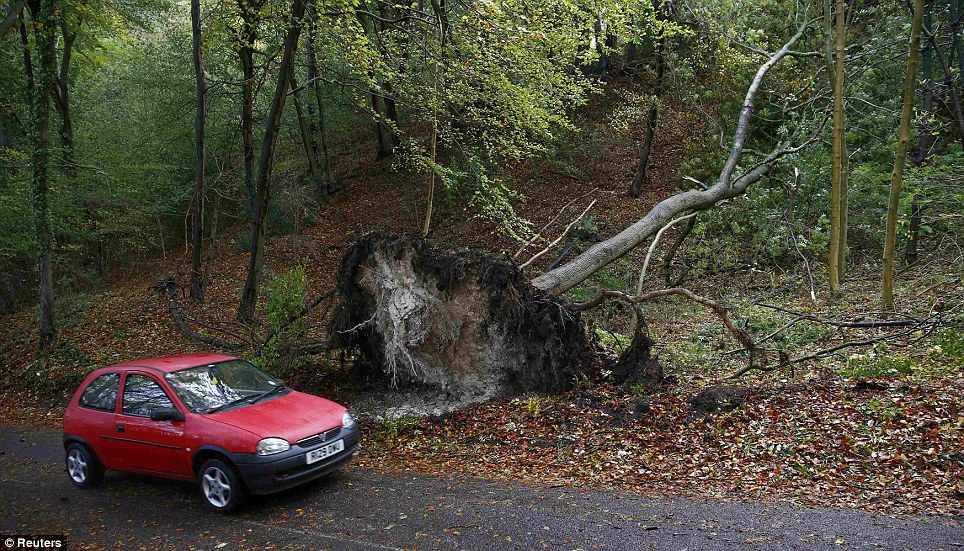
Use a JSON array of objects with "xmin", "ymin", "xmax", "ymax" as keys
[{"xmin": 150, "ymin": 407, "xmax": 185, "ymax": 423}]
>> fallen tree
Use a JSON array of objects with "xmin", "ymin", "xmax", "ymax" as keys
[
  {"xmin": 531, "ymin": 22, "xmax": 819, "ymax": 296},
  {"xmin": 330, "ymin": 235, "xmax": 593, "ymax": 398}
]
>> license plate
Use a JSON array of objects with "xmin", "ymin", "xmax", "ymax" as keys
[{"xmin": 306, "ymin": 439, "xmax": 344, "ymax": 464}]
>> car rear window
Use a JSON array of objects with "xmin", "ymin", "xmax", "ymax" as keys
[{"xmin": 79, "ymin": 373, "xmax": 120, "ymax": 412}]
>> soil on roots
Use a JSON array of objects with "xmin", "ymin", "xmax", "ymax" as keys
[{"xmin": 331, "ymin": 234, "xmax": 596, "ymax": 408}]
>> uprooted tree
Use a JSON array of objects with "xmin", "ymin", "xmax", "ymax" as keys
[{"xmin": 327, "ymin": 23, "xmax": 819, "ymax": 398}]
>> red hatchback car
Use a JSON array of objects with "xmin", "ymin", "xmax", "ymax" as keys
[{"xmin": 62, "ymin": 353, "xmax": 360, "ymax": 512}]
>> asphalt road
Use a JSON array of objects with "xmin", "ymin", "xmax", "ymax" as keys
[{"xmin": 0, "ymin": 427, "xmax": 960, "ymax": 551}]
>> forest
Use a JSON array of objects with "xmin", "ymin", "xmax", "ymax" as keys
[{"xmin": 1, "ymin": 0, "xmax": 964, "ymax": 524}]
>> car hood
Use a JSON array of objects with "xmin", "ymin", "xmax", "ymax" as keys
[{"xmin": 208, "ymin": 390, "xmax": 345, "ymax": 443}]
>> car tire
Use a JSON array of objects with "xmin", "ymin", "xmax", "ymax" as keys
[
  {"xmin": 198, "ymin": 458, "xmax": 244, "ymax": 514},
  {"xmin": 65, "ymin": 443, "xmax": 104, "ymax": 488}
]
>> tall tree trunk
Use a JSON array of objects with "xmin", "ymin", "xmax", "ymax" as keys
[
  {"xmin": 305, "ymin": 9, "xmax": 335, "ymax": 192},
  {"xmin": 629, "ymin": 7, "xmax": 666, "ymax": 198},
  {"xmin": 25, "ymin": 0, "xmax": 57, "ymax": 349},
  {"xmin": 237, "ymin": 0, "xmax": 307, "ymax": 321},
  {"xmin": 954, "ymin": 0, "xmax": 964, "ymax": 97},
  {"xmin": 421, "ymin": 124, "xmax": 438, "ymax": 236},
  {"xmin": 189, "ymin": 0, "xmax": 206, "ymax": 300},
  {"xmin": 922, "ymin": 17, "xmax": 964, "ymax": 143},
  {"xmin": 357, "ymin": 10, "xmax": 400, "ymax": 160},
  {"xmin": 371, "ymin": 92, "xmax": 394, "ymax": 160},
  {"xmin": 828, "ymin": 0, "xmax": 846, "ymax": 291},
  {"xmin": 53, "ymin": 17, "xmax": 75, "ymax": 179},
  {"xmin": 882, "ymin": 0, "xmax": 925, "ymax": 310},
  {"xmin": 907, "ymin": 5, "xmax": 934, "ymax": 266},
  {"xmin": 290, "ymin": 75, "xmax": 325, "ymax": 191},
  {"xmin": 237, "ymin": 0, "xmax": 258, "ymax": 221}
]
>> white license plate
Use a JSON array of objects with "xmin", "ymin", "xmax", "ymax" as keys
[{"xmin": 306, "ymin": 439, "xmax": 344, "ymax": 464}]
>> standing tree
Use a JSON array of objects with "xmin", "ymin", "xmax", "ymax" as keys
[
  {"xmin": 827, "ymin": 0, "xmax": 847, "ymax": 291},
  {"xmin": 629, "ymin": 1, "xmax": 668, "ymax": 199},
  {"xmin": 237, "ymin": 0, "xmax": 306, "ymax": 321},
  {"xmin": 23, "ymin": 0, "xmax": 58, "ymax": 349},
  {"xmin": 234, "ymin": 0, "xmax": 261, "ymax": 219},
  {"xmin": 189, "ymin": 0, "xmax": 206, "ymax": 300},
  {"xmin": 882, "ymin": 0, "xmax": 925, "ymax": 309}
]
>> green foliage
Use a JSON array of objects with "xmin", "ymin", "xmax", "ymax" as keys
[
  {"xmin": 936, "ymin": 328, "xmax": 964, "ymax": 362},
  {"xmin": 840, "ymin": 351, "xmax": 914, "ymax": 380},
  {"xmin": 262, "ymin": 266, "xmax": 309, "ymax": 332}
]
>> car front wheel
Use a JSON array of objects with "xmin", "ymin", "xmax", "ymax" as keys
[
  {"xmin": 65, "ymin": 443, "xmax": 104, "ymax": 488},
  {"xmin": 199, "ymin": 458, "xmax": 244, "ymax": 513}
]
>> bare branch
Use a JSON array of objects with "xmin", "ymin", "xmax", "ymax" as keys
[{"xmin": 519, "ymin": 199, "xmax": 596, "ymax": 270}]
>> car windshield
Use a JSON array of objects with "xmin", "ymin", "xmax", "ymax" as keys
[{"xmin": 165, "ymin": 360, "xmax": 281, "ymax": 413}]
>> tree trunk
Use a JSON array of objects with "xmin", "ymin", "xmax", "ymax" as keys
[
  {"xmin": 629, "ymin": 6, "xmax": 666, "ymax": 198},
  {"xmin": 882, "ymin": 0, "xmax": 925, "ymax": 310},
  {"xmin": 290, "ymin": 75, "xmax": 325, "ymax": 193},
  {"xmin": 189, "ymin": 0, "xmax": 206, "ymax": 301},
  {"xmin": 237, "ymin": 0, "xmax": 258, "ymax": 221},
  {"xmin": 237, "ymin": 0, "xmax": 307, "ymax": 321},
  {"xmin": 828, "ymin": 0, "xmax": 846, "ymax": 291},
  {"xmin": 421, "ymin": 124, "xmax": 438, "ymax": 236},
  {"xmin": 922, "ymin": 18, "xmax": 964, "ymax": 144},
  {"xmin": 371, "ymin": 93, "xmax": 394, "ymax": 160},
  {"xmin": 305, "ymin": 10, "xmax": 335, "ymax": 192},
  {"xmin": 531, "ymin": 25, "xmax": 810, "ymax": 296},
  {"xmin": 53, "ymin": 18, "xmax": 75, "ymax": 179},
  {"xmin": 356, "ymin": 10, "xmax": 400, "ymax": 160},
  {"xmin": 907, "ymin": 6, "xmax": 934, "ymax": 266},
  {"xmin": 26, "ymin": 0, "xmax": 57, "ymax": 349},
  {"xmin": 954, "ymin": 0, "xmax": 964, "ymax": 97}
]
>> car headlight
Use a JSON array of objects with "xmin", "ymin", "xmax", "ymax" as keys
[
  {"xmin": 256, "ymin": 437, "xmax": 290, "ymax": 456},
  {"xmin": 342, "ymin": 411, "xmax": 356, "ymax": 429}
]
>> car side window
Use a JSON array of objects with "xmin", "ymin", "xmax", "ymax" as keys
[
  {"xmin": 79, "ymin": 373, "xmax": 120, "ymax": 412},
  {"xmin": 122, "ymin": 374, "xmax": 174, "ymax": 417}
]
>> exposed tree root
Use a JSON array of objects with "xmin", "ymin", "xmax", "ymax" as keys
[{"xmin": 330, "ymin": 234, "xmax": 594, "ymax": 398}]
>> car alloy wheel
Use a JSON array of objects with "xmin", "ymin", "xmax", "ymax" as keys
[
  {"xmin": 201, "ymin": 466, "xmax": 232, "ymax": 508},
  {"xmin": 67, "ymin": 448, "xmax": 88, "ymax": 484}
]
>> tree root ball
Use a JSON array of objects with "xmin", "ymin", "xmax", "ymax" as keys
[{"xmin": 330, "ymin": 235, "xmax": 593, "ymax": 399}]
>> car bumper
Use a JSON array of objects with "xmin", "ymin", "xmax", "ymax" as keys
[{"xmin": 230, "ymin": 426, "xmax": 360, "ymax": 495}]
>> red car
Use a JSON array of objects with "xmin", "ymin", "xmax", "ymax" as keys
[{"xmin": 62, "ymin": 353, "xmax": 360, "ymax": 512}]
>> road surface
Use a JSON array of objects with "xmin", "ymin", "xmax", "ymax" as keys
[{"xmin": 0, "ymin": 427, "xmax": 960, "ymax": 550}]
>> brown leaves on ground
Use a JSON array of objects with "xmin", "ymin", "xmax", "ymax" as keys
[{"xmin": 357, "ymin": 373, "xmax": 964, "ymax": 517}]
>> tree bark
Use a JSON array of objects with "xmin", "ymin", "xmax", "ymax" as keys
[
  {"xmin": 237, "ymin": 0, "xmax": 307, "ymax": 321},
  {"xmin": 305, "ymin": 7, "xmax": 335, "ymax": 193},
  {"xmin": 25, "ymin": 0, "xmax": 57, "ymax": 349},
  {"xmin": 290, "ymin": 75, "xmax": 325, "ymax": 192},
  {"xmin": 828, "ymin": 0, "xmax": 846, "ymax": 291},
  {"xmin": 531, "ymin": 25, "xmax": 810, "ymax": 296},
  {"xmin": 907, "ymin": 5, "xmax": 934, "ymax": 266},
  {"xmin": 190, "ymin": 0, "xmax": 206, "ymax": 301},
  {"xmin": 629, "ymin": 5, "xmax": 667, "ymax": 198},
  {"xmin": 882, "ymin": 0, "xmax": 925, "ymax": 310},
  {"xmin": 954, "ymin": 0, "xmax": 964, "ymax": 97},
  {"xmin": 237, "ymin": 0, "xmax": 259, "ymax": 221}
]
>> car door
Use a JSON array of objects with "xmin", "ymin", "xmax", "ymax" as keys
[
  {"xmin": 72, "ymin": 371, "xmax": 123, "ymax": 469},
  {"xmin": 111, "ymin": 371, "xmax": 191, "ymax": 478}
]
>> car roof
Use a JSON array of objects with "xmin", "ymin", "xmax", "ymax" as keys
[{"xmin": 105, "ymin": 353, "xmax": 238, "ymax": 374}]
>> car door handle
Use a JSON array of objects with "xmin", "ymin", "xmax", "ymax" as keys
[{"xmin": 115, "ymin": 424, "xmax": 125, "ymax": 433}]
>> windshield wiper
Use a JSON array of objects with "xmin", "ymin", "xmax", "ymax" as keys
[
  {"xmin": 250, "ymin": 384, "xmax": 287, "ymax": 404},
  {"xmin": 206, "ymin": 395, "xmax": 253, "ymax": 414}
]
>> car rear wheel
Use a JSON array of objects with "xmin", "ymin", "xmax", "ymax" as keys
[
  {"xmin": 199, "ymin": 458, "xmax": 244, "ymax": 513},
  {"xmin": 65, "ymin": 443, "xmax": 104, "ymax": 488}
]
